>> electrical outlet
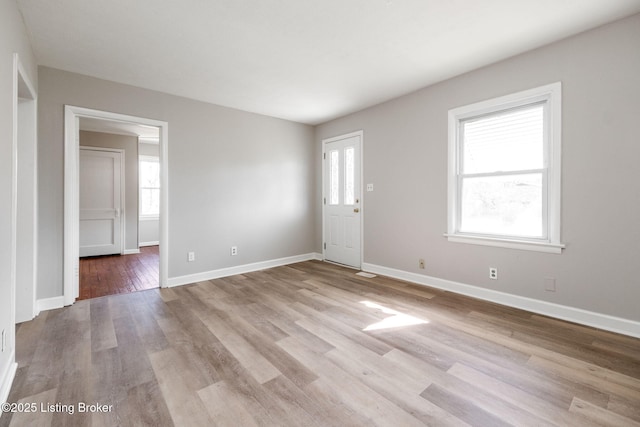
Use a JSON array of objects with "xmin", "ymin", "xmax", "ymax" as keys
[
  {"xmin": 187, "ymin": 252, "xmax": 195, "ymax": 262},
  {"xmin": 231, "ymin": 246, "xmax": 238, "ymax": 256},
  {"xmin": 418, "ymin": 259, "xmax": 425, "ymax": 269},
  {"xmin": 1, "ymin": 329, "xmax": 5, "ymax": 352},
  {"xmin": 489, "ymin": 267, "xmax": 498, "ymax": 280},
  {"xmin": 366, "ymin": 183, "xmax": 374, "ymax": 192}
]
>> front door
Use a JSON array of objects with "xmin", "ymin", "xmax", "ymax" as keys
[
  {"xmin": 79, "ymin": 147, "xmax": 123, "ymax": 257},
  {"xmin": 323, "ymin": 132, "xmax": 362, "ymax": 268}
]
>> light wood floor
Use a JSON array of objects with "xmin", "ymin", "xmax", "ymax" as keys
[
  {"xmin": 78, "ymin": 246, "xmax": 159, "ymax": 300},
  {"xmin": 3, "ymin": 261, "xmax": 639, "ymax": 426}
]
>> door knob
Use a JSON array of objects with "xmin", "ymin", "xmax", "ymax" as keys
[{"xmin": 353, "ymin": 208, "xmax": 360, "ymax": 213}]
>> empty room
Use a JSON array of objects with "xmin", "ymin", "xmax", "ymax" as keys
[{"xmin": 1, "ymin": 0, "xmax": 639, "ymax": 426}]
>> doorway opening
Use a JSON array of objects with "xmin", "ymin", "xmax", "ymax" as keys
[{"xmin": 64, "ymin": 106, "xmax": 168, "ymax": 305}]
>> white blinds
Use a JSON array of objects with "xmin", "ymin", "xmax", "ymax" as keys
[{"xmin": 461, "ymin": 103, "xmax": 544, "ymax": 175}]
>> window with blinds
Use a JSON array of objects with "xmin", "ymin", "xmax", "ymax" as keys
[
  {"xmin": 447, "ymin": 83, "xmax": 564, "ymax": 253},
  {"xmin": 459, "ymin": 103, "xmax": 545, "ymax": 238}
]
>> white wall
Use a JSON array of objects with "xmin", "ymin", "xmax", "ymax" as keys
[
  {"xmin": 139, "ymin": 219, "xmax": 159, "ymax": 246},
  {"xmin": 316, "ymin": 14, "xmax": 640, "ymax": 324},
  {"xmin": 0, "ymin": 0, "xmax": 38, "ymax": 405},
  {"xmin": 37, "ymin": 67, "xmax": 317, "ymax": 298}
]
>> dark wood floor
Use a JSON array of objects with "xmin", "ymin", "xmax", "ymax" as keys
[
  {"xmin": 3, "ymin": 260, "xmax": 640, "ymax": 426},
  {"xmin": 78, "ymin": 246, "xmax": 159, "ymax": 300}
]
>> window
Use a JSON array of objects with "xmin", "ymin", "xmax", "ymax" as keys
[
  {"xmin": 447, "ymin": 83, "xmax": 564, "ymax": 253},
  {"xmin": 139, "ymin": 156, "xmax": 160, "ymax": 219},
  {"xmin": 328, "ymin": 146, "xmax": 356, "ymax": 205},
  {"xmin": 329, "ymin": 150, "xmax": 339, "ymax": 205}
]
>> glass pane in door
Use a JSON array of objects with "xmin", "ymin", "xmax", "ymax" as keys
[
  {"xmin": 329, "ymin": 150, "xmax": 339, "ymax": 205},
  {"xmin": 344, "ymin": 147, "xmax": 354, "ymax": 205}
]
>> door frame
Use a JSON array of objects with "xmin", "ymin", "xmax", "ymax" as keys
[
  {"xmin": 321, "ymin": 130, "xmax": 364, "ymax": 269},
  {"xmin": 12, "ymin": 53, "xmax": 38, "ymax": 324},
  {"xmin": 64, "ymin": 106, "xmax": 169, "ymax": 306},
  {"xmin": 79, "ymin": 146, "xmax": 126, "ymax": 256}
]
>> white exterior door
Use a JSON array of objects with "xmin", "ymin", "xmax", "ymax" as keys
[
  {"xmin": 323, "ymin": 132, "xmax": 362, "ymax": 268},
  {"xmin": 79, "ymin": 148, "xmax": 123, "ymax": 257}
]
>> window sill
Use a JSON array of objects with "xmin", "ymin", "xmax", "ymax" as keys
[
  {"xmin": 139, "ymin": 216, "xmax": 160, "ymax": 221},
  {"xmin": 444, "ymin": 233, "xmax": 565, "ymax": 254}
]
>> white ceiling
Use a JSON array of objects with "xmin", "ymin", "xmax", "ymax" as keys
[{"xmin": 17, "ymin": 0, "xmax": 640, "ymax": 125}]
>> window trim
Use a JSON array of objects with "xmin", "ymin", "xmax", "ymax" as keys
[
  {"xmin": 139, "ymin": 155, "xmax": 160, "ymax": 220},
  {"xmin": 446, "ymin": 82, "xmax": 564, "ymax": 253}
]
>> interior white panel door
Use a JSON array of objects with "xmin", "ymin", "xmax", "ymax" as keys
[
  {"xmin": 79, "ymin": 148, "xmax": 123, "ymax": 257},
  {"xmin": 324, "ymin": 134, "xmax": 361, "ymax": 268}
]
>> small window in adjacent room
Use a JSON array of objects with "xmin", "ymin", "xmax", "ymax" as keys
[
  {"xmin": 139, "ymin": 156, "xmax": 160, "ymax": 219},
  {"xmin": 447, "ymin": 82, "xmax": 564, "ymax": 253}
]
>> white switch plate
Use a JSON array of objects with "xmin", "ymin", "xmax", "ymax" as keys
[
  {"xmin": 187, "ymin": 252, "xmax": 195, "ymax": 262},
  {"xmin": 366, "ymin": 183, "xmax": 374, "ymax": 192}
]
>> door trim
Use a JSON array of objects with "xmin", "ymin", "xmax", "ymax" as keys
[
  {"xmin": 321, "ymin": 130, "xmax": 364, "ymax": 269},
  {"xmin": 79, "ymin": 146, "xmax": 126, "ymax": 256},
  {"xmin": 64, "ymin": 106, "xmax": 169, "ymax": 306},
  {"xmin": 12, "ymin": 53, "xmax": 37, "ymax": 324}
]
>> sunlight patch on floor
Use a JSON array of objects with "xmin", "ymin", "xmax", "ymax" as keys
[{"xmin": 360, "ymin": 300, "xmax": 429, "ymax": 331}]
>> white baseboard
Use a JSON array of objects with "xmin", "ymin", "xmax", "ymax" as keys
[
  {"xmin": 0, "ymin": 353, "xmax": 17, "ymax": 410},
  {"xmin": 36, "ymin": 296, "xmax": 65, "ymax": 315},
  {"xmin": 139, "ymin": 241, "xmax": 159, "ymax": 247},
  {"xmin": 362, "ymin": 263, "xmax": 640, "ymax": 339},
  {"xmin": 123, "ymin": 249, "xmax": 141, "ymax": 255},
  {"xmin": 167, "ymin": 252, "xmax": 323, "ymax": 288}
]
